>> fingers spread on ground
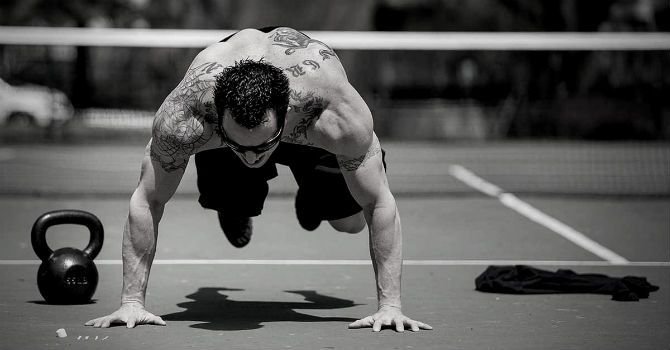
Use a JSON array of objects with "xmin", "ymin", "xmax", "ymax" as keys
[
  {"xmin": 394, "ymin": 318, "xmax": 405, "ymax": 332},
  {"xmin": 150, "ymin": 315, "xmax": 166, "ymax": 326},
  {"xmin": 372, "ymin": 319, "xmax": 383, "ymax": 332},
  {"xmin": 348, "ymin": 316, "xmax": 374, "ymax": 329},
  {"xmin": 419, "ymin": 322, "xmax": 433, "ymax": 330}
]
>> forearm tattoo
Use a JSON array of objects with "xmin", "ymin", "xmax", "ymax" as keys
[
  {"xmin": 283, "ymin": 89, "xmax": 325, "ymax": 146},
  {"xmin": 338, "ymin": 137, "xmax": 382, "ymax": 171},
  {"xmin": 151, "ymin": 62, "xmax": 221, "ymax": 172},
  {"xmin": 269, "ymin": 27, "xmax": 339, "ymax": 61}
]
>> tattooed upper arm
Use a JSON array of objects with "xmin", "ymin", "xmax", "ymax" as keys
[
  {"xmin": 337, "ymin": 135, "xmax": 382, "ymax": 172},
  {"xmin": 336, "ymin": 134, "xmax": 387, "ymax": 209},
  {"xmin": 150, "ymin": 62, "xmax": 221, "ymax": 172}
]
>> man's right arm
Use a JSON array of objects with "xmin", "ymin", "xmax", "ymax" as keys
[
  {"xmin": 86, "ymin": 118, "xmax": 210, "ymax": 328},
  {"xmin": 85, "ymin": 139, "xmax": 187, "ymax": 329},
  {"xmin": 84, "ymin": 132, "xmax": 190, "ymax": 328},
  {"xmin": 86, "ymin": 61, "xmax": 220, "ymax": 328},
  {"xmin": 121, "ymin": 74, "xmax": 217, "ymax": 306}
]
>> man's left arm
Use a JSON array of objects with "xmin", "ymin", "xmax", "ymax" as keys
[{"xmin": 330, "ymin": 90, "xmax": 432, "ymax": 332}]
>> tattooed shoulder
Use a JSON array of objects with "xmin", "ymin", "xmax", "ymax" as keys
[
  {"xmin": 268, "ymin": 27, "xmax": 339, "ymax": 61},
  {"xmin": 150, "ymin": 62, "xmax": 221, "ymax": 172},
  {"xmin": 150, "ymin": 108, "xmax": 213, "ymax": 172}
]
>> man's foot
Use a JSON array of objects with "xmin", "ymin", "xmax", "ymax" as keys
[{"xmin": 217, "ymin": 212, "xmax": 253, "ymax": 248}]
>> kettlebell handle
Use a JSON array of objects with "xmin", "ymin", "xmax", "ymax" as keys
[{"xmin": 31, "ymin": 210, "xmax": 104, "ymax": 261}]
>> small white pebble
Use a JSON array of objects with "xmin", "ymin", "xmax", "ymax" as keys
[{"xmin": 56, "ymin": 328, "xmax": 67, "ymax": 338}]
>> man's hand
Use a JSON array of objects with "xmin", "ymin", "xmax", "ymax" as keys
[
  {"xmin": 85, "ymin": 303, "xmax": 166, "ymax": 328},
  {"xmin": 348, "ymin": 305, "xmax": 432, "ymax": 332}
]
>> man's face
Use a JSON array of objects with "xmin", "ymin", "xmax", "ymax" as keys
[{"xmin": 220, "ymin": 109, "xmax": 284, "ymax": 168}]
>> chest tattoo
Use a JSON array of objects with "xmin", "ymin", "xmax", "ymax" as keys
[{"xmin": 283, "ymin": 89, "xmax": 325, "ymax": 146}]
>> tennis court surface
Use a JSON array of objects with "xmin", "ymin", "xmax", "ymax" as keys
[{"xmin": 0, "ymin": 140, "xmax": 668, "ymax": 349}]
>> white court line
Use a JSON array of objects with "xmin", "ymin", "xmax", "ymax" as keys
[
  {"xmin": 1, "ymin": 259, "xmax": 667, "ymax": 266},
  {"xmin": 448, "ymin": 165, "xmax": 504, "ymax": 197},
  {"xmin": 448, "ymin": 164, "xmax": 630, "ymax": 264}
]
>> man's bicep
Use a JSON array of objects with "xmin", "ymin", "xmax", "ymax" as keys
[
  {"xmin": 337, "ymin": 134, "xmax": 389, "ymax": 209},
  {"xmin": 149, "ymin": 131, "xmax": 191, "ymax": 173}
]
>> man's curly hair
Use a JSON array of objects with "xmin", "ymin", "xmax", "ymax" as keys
[{"xmin": 213, "ymin": 59, "xmax": 290, "ymax": 131}]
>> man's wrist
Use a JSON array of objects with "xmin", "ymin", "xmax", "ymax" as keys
[
  {"xmin": 121, "ymin": 298, "xmax": 145, "ymax": 308},
  {"xmin": 379, "ymin": 302, "xmax": 402, "ymax": 310}
]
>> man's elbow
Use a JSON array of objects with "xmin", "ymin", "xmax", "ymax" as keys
[
  {"xmin": 361, "ymin": 189, "xmax": 396, "ymax": 216},
  {"xmin": 130, "ymin": 186, "xmax": 167, "ymax": 216}
]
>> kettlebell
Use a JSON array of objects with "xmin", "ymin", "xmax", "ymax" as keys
[{"xmin": 31, "ymin": 210, "xmax": 104, "ymax": 304}]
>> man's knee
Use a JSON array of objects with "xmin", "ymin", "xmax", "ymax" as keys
[{"xmin": 328, "ymin": 212, "xmax": 365, "ymax": 233}]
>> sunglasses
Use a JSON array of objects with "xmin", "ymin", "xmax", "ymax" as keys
[{"xmin": 220, "ymin": 116, "xmax": 285, "ymax": 154}]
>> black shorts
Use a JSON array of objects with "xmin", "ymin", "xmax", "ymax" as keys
[{"xmin": 194, "ymin": 143, "xmax": 386, "ymax": 221}]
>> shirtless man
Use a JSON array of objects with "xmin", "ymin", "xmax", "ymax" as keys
[{"xmin": 85, "ymin": 27, "xmax": 432, "ymax": 333}]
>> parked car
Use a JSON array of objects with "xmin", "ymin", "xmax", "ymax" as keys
[{"xmin": 0, "ymin": 77, "xmax": 74, "ymax": 128}]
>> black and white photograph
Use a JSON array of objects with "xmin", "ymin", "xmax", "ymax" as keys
[{"xmin": 0, "ymin": 1, "xmax": 668, "ymax": 349}]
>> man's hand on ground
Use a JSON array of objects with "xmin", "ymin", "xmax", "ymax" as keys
[
  {"xmin": 348, "ymin": 305, "xmax": 433, "ymax": 332},
  {"xmin": 85, "ymin": 302, "xmax": 166, "ymax": 328}
]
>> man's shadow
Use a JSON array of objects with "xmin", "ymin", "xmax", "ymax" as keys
[{"xmin": 161, "ymin": 287, "xmax": 360, "ymax": 331}]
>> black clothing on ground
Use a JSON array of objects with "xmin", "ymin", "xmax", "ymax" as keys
[{"xmin": 475, "ymin": 265, "xmax": 660, "ymax": 301}]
